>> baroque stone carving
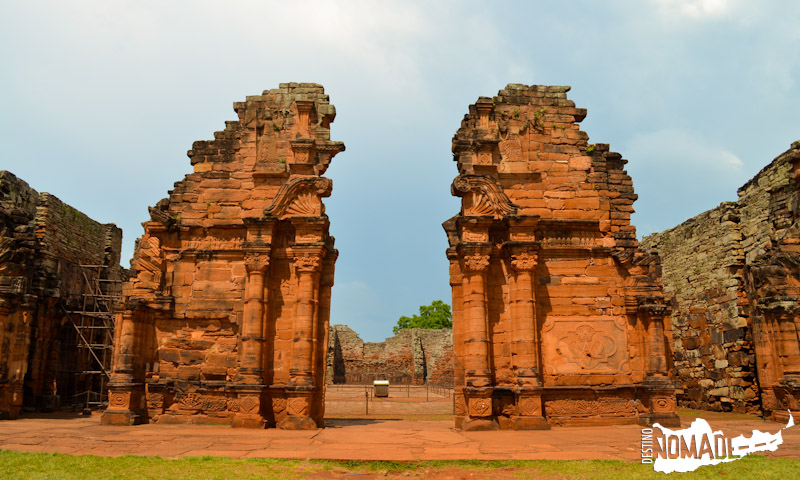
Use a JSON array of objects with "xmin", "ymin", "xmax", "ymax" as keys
[
  {"xmin": 462, "ymin": 254, "xmax": 490, "ymax": 273},
  {"xmin": 452, "ymin": 174, "xmax": 518, "ymax": 219},
  {"xmin": 265, "ymin": 177, "xmax": 332, "ymax": 219},
  {"xmin": 445, "ymin": 84, "xmax": 677, "ymax": 429},
  {"xmin": 511, "ymin": 252, "xmax": 537, "ymax": 272},
  {"xmin": 546, "ymin": 398, "xmax": 637, "ymax": 417},
  {"xmin": 555, "ymin": 324, "xmax": 618, "ymax": 370},
  {"xmin": 101, "ymin": 84, "xmax": 341, "ymax": 429}
]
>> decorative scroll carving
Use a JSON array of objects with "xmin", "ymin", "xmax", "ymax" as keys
[
  {"xmin": 452, "ymin": 174, "xmax": 518, "ymax": 219},
  {"xmin": 265, "ymin": 177, "xmax": 332, "ymax": 219},
  {"xmin": 556, "ymin": 324, "xmax": 618, "ymax": 370},
  {"xmin": 202, "ymin": 397, "xmax": 227, "ymax": 412},
  {"xmin": 543, "ymin": 319, "xmax": 628, "ymax": 374},
  {"xmin": 462, "ymin": 254, "xmax": 490, "ymax": 273},
  {"xmin": 546, "ymin": 398, "xmax": 637, "ymax": 417},
  {"xmin": 511, "ymin": 252, "xmax": 537, "ymax": 272}
]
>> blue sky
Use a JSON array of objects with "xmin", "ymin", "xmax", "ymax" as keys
[{"xmin": 2, "ymin": 1, "xmax": 799, "ymax": 341}]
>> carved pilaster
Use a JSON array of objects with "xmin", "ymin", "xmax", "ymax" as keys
[
  {"xmin": 289, "ymin": 249, "xmax": 324, "ymax": 388},
  {"xmin": 508, "ymin": 248, "xmax": 541, "ymax": 387}
]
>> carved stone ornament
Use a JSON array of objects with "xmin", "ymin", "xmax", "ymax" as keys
[
  {"xmin": 109, "ymin": 391, "xmax": 130, "ymax": 408},
  {"xmin": 518, "ymin": 396, "xmax": 542, "ymax": 416},
  {"xmin": 244, "ymin": 252, "xmax": 270, "ymax": 273},
  {"xmin": 652, "ymin": 396, "xmax": 676, "ymax": 413},
  {"xmin": 238, "ymin": 395, "xmax": 259, "ymax": 414},
  {"xmin": 227, "ymin": 398, "xmax": 240, "ymax": 413},
  {"xmin": 294, "ymin": 255, "xmax": 322, "ymax": 273},
  {"xmin": 511, "ymin": 252, "xmax": 537, "ymax": 272},
  {"xmin": 178, "ymin": 393, "xmax": 203, "ymax": 411},
  {"xmin": 272, "ymin": 397, "xmax": 287, "ymax": 413},
  {"xmin": 546, "ymin": 398, "xmax": 637, "ymax": 417},
  {"xmin": 468, "ymin": 396, "xmax": 492, "ymax": 417},
  {"xmin": 463, "ymin": 254, "xmax": 490, "ymax": 273},
  {"xmin": 265, "ymin": 177, "xmax": 332, "ymax": 219},
  {"xmin": 455, "ymin": 395, "xmax": 467, "ymax": 416},
  {"xmin": 287, "ymin": 397, "xmax": 309, "ymax": 416},
  {"xmin": 452, "ymin": 174, "xmax": 518, "ymax": 219}
]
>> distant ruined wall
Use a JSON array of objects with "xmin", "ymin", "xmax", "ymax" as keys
[
  {"xmin": 641, "ymin": 141, "xmax": 800, "ymax": 420},
  {"xmin": 0, "ymin": 171, "xmax": 124, "ymax": 419},
  {"xmin": 326, "ymin": 325, "xmax": 453, "ymax": 385}
]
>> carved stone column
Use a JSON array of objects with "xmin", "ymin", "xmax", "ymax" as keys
[
  {"xmin": 281, "ymin": 247, "xmax": 324, "ymax": 430},
  {"xmin": 509, "ymin": 248, "xmax": 549, "ymax": 430},
  {"xmin": 231, "ymin": 251, "xmax": 269, "ymax": 428},
  {"xmin": 639, "ymin": 304, "xmax": 680, "ymax": 427},
  {"xmin": 460, "ymin": 249, "xmax": 498, "ymax": 431},
  {"xmin": 509, "ymin": 250, "xmax": 540, "ymax": 384},
  {"xmin": 102, "ymin": 310, "xmax": 145, "ymax": 425}
]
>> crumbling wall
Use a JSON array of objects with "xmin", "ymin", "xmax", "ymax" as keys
[
  {"xmin": 642, "ymin": 141, "xmax": 800, "ymax": 420},
  {"xmin": 102, "ymin": 83, "xmax": 344, "ymax": 430},
  {"xmin": 326, "ymin": 325, "xmax": 453, "ymax": 385},
  {"xmin": 445, "ymin": 84, "xmax": 678, "ymax": 430},
  {"xmin": 0, "ymin": 171, "xmax": 124, "ymax": 419}
]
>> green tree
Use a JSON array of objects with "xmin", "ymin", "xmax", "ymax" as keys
[{"xmin": 393, "ymin": 300, "xmax": 452, "ymax": 334}]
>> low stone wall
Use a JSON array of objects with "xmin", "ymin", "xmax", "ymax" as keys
[{"xmin": 326, "ymin": 325, "xmax": 453, "ymax": 385}]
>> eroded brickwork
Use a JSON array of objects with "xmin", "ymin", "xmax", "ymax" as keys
[
  {"xmin": 0, "ymin": 171, "xmax": 124, "ymax": 418},
  {"xmin": 326, "ymin": 325, "xmax": 453, "ymax": 385},
  {"xmin": 444, "ymin": 84, "xmax": 679, "ymax": 430},
  {"xmin": 642, "ymin": 141, "xmax": 800, "ymax": 421},
  {"xmin": 101, "ymin": 83, "xmax": 343, "ymax": 429}
]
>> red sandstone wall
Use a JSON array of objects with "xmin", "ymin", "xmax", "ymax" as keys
[
  {"xmin": 326, "ymin": 325, "xmax": 453, "ymax": 385},
  {"xmin": 104, "ymin": 83, "xmax": 343, "ymax": 429},
  {"xmin": 445, "ymin": 84, "xmax": 677, "ymax": 430}
]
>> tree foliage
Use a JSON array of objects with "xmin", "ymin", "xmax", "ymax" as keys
[{"xmin": 393, "ymin": 300, "xmax": 452, "ymax": 334}]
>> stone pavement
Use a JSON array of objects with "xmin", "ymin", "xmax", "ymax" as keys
[{"xmin": 0, "ymin": 411, "xmax": 797, "ymax": 461}]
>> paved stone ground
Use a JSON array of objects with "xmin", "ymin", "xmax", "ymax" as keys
[{"xmin": 0, "ymin": 409, "xmax": 797, "ymax": 461}]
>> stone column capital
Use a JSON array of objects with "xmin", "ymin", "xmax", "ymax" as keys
[
  {"xmin": 510, "ymin": 251, "xmax": 538, "ymax": 272},
  {"xmin": 462, "ymin": 253, "xmax": 491, "ymax": 273},
  {"xmin": 293, "ymin": 254, "xmax": 323, "ymax": 273},
  {"xmin": 244, "ymin": 252, "xmax": 270, "ymax": 274}
]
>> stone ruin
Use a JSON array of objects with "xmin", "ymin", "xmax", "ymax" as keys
[
  {"xmin": 641, "ymin": 141, "xmax": 800, "ymax": 422},
  {"xmin": 101, "ymin": 83, "xmax": 344, "ymax": 429},
  {"xmin": 0, "ymin": 171, "xmax": 124, "ymax": 419},
  {"xmin": 326, "ymin": 325, "xmax": 453, "ymax": 385},
  {"xmin": 444, "ymin": 84, "xmax": 679, "ymax": 430}
]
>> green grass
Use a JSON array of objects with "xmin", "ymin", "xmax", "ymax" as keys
[{"xmin": 1, "ymin": 450, "xmax": 799, "ymax": 479}]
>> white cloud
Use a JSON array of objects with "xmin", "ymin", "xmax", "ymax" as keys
[{"xmin": 650, "ymin": 0, "xmax": 738, "ymax": 20}]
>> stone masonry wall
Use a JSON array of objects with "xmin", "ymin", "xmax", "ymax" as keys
[
  {"xmin": 0, "ymin": 170, "xmax": 124, "ymax": 419},
  {"xmin": 641, "ymin": 141, "xmax": 800, "ymax": 419},
  {"xmin": 326, "ymin": 325, "xmax": 453, "ymax": 385}
]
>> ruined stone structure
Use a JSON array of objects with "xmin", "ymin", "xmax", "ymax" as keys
[
  {"xmin": 0, "ymin": 171, "xmax": 124, "ymax": 419},
  {"xmin": 326, "ymin": 325, "xmax": 453, "ymax": 385},
  {"xmin": 444, "ymin": 84, "xmax": 679, "ymax": 430},
  {"xmin": 101, "ymin": 83, "xmax": 344, "ymax": 429},
  {"xmin": 641, "ymin": 141, "xmax": 800, "ymax": 422}
]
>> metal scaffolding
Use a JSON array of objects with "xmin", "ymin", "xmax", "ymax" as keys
[{"xmin": 58, "ymin": 264, "xmax": 121, "ymax": 413}]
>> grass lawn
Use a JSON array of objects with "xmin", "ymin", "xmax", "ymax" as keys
[{"xmin": 1, "ymin": 450, "xmax": 799, "ymax": 479}]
